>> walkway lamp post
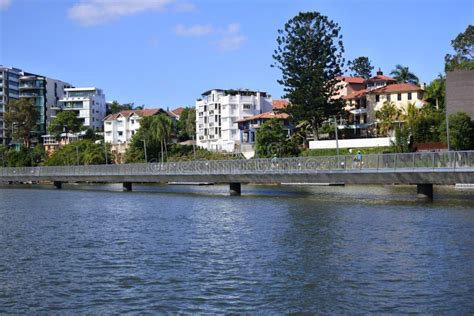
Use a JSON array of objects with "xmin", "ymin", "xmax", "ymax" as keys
[
  {"xmin": 334, "ymin": 116, "xmax": 339, "ymax": 158},
  {"xmin": 104, "ymin": 141, "xmax": 109, "ymax": 165},
  {"xmin": 143, "ymin": 138, "xmax": 148, "ymax": 163}
]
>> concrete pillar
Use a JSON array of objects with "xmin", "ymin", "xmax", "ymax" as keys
[
  {"xmin": 123, "ymin": 182, "xmax": 133, "ymax": 191},
  {"xmin": 229, "ymin": 182, "xmax": 241, "ymax": 196},
  {"xmin": 417, "ymin": 184, "xmax": 433, "ymax": 201},
  {"xmin": 53, "ymin": 181, "xmax": 62, "ymax": 189}
]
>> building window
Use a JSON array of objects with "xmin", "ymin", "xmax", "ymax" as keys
[
  {"xmin": 375, "ymin": 95, "xmax": 380, "ymax": 102},
  {"xmin": 118, "ymin": 131, "xmax": 123, "ymax": 136},
  {"xmin": 243, "ymin": 104, "xmax": 252, "ymax": 110},
  {"xmin": 408, "ymin": 92, "xmax": 412, "ymax": 100},
  {"xmin": 387, "ymin": 94, "xmax": 391, "ymax": 102},
  {"xmin": 397, "ymin": 93, "xmax": 401, "ymax": 101}
]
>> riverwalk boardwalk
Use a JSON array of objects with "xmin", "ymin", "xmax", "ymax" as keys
[{"xmin": 1, "ymin": 151, "xmax": 474, "ymax": 200}]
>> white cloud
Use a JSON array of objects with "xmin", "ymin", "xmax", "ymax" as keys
[
  {"xmin": 0, "ymin": 0, "xmax": 11, "ymax": 10},
  {"xmin": 216, "ymin": 23, "xmax": 246, "ymax": 51},
  {"xmin": 175, "ymin": 24, "xmax": 213, "ymax": 37},
  {"xmin": 68, "ymin": 0, "xmax": 191, "ymax": 26}
]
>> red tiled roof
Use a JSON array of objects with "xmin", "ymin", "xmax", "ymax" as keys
[
  {"xmin": 104, "ymin": 108, "xmax": 164, "ymax": 121},
  {"xmin": 236, "ymin": 111, "xmax": 289, "ymax": 123},
  {"xmin": 337, "ymin": 76, "xmax": 365, "ymax": 84},
  {"xmin": 343, "ymin": 89, "xmax": 368, "ymax": 100},
  {"xmin": 370, "ymin": 83, "xmax": 422, "ymax": 94},
  {"xmin": 272, "ymin": 99, "xmax": 289, "ymax": 109},
  {"xmin": 367, "ymin": 74, "xmax": 396, "ymax": 82},
  {"xmin": 171, "ymin": 107, "xmax": 185, "ymax": 116}
]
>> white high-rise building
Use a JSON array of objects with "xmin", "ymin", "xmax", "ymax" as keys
[
  {"xmin": 196, "ymin": 89, "xmax": 273, "ymax": 152},
  {"xmin": 59, "ymin": 87, "xmax": 106, "ymax": 131}
]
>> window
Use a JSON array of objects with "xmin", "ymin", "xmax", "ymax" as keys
[
  {"xmin": 375, "ymin": 95, "xmax": 380, "ymax": 102},
  {"xmin": 118, "ymin": 131, "xmax": 123, "ymax": 136},
  {"xmin": 131, "ymin": 119, "xmax": 135, "ymax": 124},
  {"xmin": 387, "ymin": 94, "xmax": 391, "ymax": 102},
  {"xmin": 408, "ymin": 92, "xmax": 412, "ymax": 100},
  {"xmin": 243, "ymin": 104, "xmax": 252, "ymax": 110},
  {"xmin": 397, "ymin": 93, "xmax": 401, "ymax": 101}
]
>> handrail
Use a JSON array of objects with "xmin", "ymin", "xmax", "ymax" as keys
[{"xmin": 0, "ymin": 151, "xmax": 473, "ymax": 178}]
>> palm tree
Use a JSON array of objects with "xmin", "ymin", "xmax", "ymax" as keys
[
  {"xmin": 375, "ymin": 101, "xmax": 403, "ymax": 136},
  {"xmin": 390, "ymin": 64, "xmax": 419, "ymax": 84},
  {"xmin": 150, "ymin": 115, "xmax": 173, "ymax": 163}
]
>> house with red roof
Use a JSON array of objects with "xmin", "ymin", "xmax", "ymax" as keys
[
  {"xmin": 340, "ymin": 69, "xmax": 425, "ymax": 137},
  {"xmin": 103, "ymin": 108, "xmax": 170, "ymax": 162}
]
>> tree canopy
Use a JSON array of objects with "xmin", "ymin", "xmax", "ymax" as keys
[
  {"xmin": 272, "ymin": 11, "xmax": 345, "ymax": 142},
  {"xmin": 439, "ymin": 112, "xmax": 473, "ymax": 150},
  {"xmin": 348, "ymin": 56, "xmax": 373, "ymax": 79},
  {"xmin": 4, "ymin": 98, "xmax": 38, "ymax": 148},
  {"xmin": 255, "ymin": 119, "xmax": 299, "ymax": 158},
  {"xmin": 107, "ymin": 101, "xmax": 143, "ymax": 115},
  {"xmin": 445, "ymin": 24, "xmax": 474, "ymax": 71},
  {"xmin": 390, "ymin": 64, "xmax": 419, "ymax": 84},
  {"xmin": 176, "ymin": 107, "xmax": 196, "ymax": 141},
  {"xmin": 48, "ymin": 111, "xmax": 84, "ymax": 139}
]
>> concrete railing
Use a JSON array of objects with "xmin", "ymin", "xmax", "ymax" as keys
[{"xmin": 1, "ymin": 151, "xmax": 473, "ymax": 178}]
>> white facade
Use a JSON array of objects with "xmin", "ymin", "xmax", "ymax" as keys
[
  {"xmin": 104, "ymin": 112, "xmax": 142, "ymax": 145},
  {"xmin": 59, "ymin": 87, "xmax": 106, "ymax": 131},
  {"xmin": 196, "ymin": 89, "xmax": 273, "ymax": 152}
]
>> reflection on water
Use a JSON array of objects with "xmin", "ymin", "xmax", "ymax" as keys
[{"xmin": 0, "ymin": 184, "xmax": 473, "ymax": 313}]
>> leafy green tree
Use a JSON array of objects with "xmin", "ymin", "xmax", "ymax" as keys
[
  {"xmin": 176, "ymin": 107, "xmax": 196, "ymax": 141},
  {"xmin": 272, "ymin": 11, "xmax": 345, "ymax": 143},
  {"xmin": 375, "ymin": 101, "xmax": 402, "ymax": 136},
  {"xmin": 445, "ymin": 25, "xmax": 474, "ymax": 71},
  {"xmin": 48, "ymin": 111, "xmax": 84, "ymax": 139},
  {"xmin": 45, "ymin": 140, "xmax": 112, "ymax": 166},
  {"xmin": 390, "ymin": 64, "xmax": 419, "ymax": 84},
  {"xmin": 439, "ymin": 112, "xmax": 473, "ymax": 150},
  {"xmin": 424, "ymin": 74, "xmax": 446, "ymax": 110},
  {"xmin": 4, "ymin": 98, "xmax": 38, "ymax": 148},
  {"xmin": 348, "ymin": 56, "xmax": 373, "ymax": 79},
  {"xmin": 106, "ymin": 100, "xmax": 136, "ymax": 115},
  {"xmin": 411, "ymin": 108, "xmax": 443, "ymax": 144},
  {"xmin": 255, "ymin": 119, "xmax": 298, "ymax": 158},
  {"xmin": 125, "ymin": 114, "xmax": 173, "ymax": 163},
  {"xmin": 31, "ymin": 144, "xmax": 47, "ymax": 166},
  {"xmin": 391, "ymin": 126, "xmax": 411, "ymax": 153}
]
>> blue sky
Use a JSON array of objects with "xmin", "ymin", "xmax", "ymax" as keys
[{"xmin": 1, "ymin": 0, "xmax": 473, "ymax": 109}]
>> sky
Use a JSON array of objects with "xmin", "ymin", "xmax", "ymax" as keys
[{"xmin": 1, "ymin": 0, "xmax": 473, "ymax": 109}]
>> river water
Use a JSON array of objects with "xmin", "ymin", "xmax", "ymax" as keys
[{"xmin": 0, "ymin": 184, "xmax": 473, "ymax": 313}]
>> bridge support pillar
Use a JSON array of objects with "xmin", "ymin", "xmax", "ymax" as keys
[
  {"xmin": 417, "ymin": 184, "xmax": 433, "ymax": 201},
  {"xmin": 53, "ymin": 181, "xmax": 62, "ymax": 189},
  {"xmin": 123, "ymin": 182, "xmax": 133, "ymax": 191},
  {"xmin": 229, "ymin": 183, "xmax": 241, "ymax": 196}
]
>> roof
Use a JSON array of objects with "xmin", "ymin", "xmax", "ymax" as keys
[
  {"xmin": 64, "ymin": 87, "xmax": 100, "ymax": 91},
  {"xmin": 370, "ymin": 83, "xmax": 422, "ymax": 94},
  {"xmin": 236, "ymin": 111, "xmax": 289, "ymax": 123},
  {"xmin": 367, "ymin": 74, "xmax": 396, "ymax": 82},
  {"xmin": 171, "ymin": 107, "xmax": 185, "ymax": 116},
  {"xmin": 343, "ymin": 89, "xmax": 368, "ymax": 100},
  {"xmin": 272, "ymin": 99, "xmax": 289, "ymax": 109},
  {"xmin": 337, "ymin": 76, "xmax": 365, "ymax": 84},
  {"xmin": 104, "ymin": 108, "xmax": 164, "ymax": 121}
]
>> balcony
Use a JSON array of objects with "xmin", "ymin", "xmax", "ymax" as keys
[
  {"xmin": 20, "ymin": 92, "xmax": 41, "ymax": 98},
  {"xmin": 20, "ymin": 83, "xmax": 44, "ymax": 89}
]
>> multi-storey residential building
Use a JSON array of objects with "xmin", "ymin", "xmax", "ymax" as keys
[
  {"xmin": 104, "ymin": 108, "xmax": 168, "ymax": 162},
  {"xmin": 342, "ymin": 70, "xmax": 425, "ymax": 136},
  {"xmin": 196, "ymin": 89, "xmax": 273, "ymax": 152},
  {"xmin": 19, "ymin": 73, "xmax": 72, "ymax": 141},
  {"xmin": 59, "ymin": 87, "xmax": 106, "ymax": 131},
  {"xmin": 0, "ymin": 66, "xmax": 21, "ymax": 145}
]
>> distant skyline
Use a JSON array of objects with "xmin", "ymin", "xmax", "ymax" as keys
[{"xmin": 1, "ymin": 0, "xmax": 473, "ymax": 109}]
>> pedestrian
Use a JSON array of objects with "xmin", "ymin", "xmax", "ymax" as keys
[{"xmin": 356, "ymin": 151, "xmax": 363, "ymax": 169}]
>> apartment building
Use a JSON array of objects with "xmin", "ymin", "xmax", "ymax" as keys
[
  {"xmin": 0, "ymin": 66, "xmax": 21, "ymax": 145},
  {"xmin": 19, "ymin": 73, "xmax": 72, "ymax": 140},
  {"xmin": 59, "ymin": 87, "xmax": 106, "ymax": 131},
  {"xmin": 104, "ymin": 108, "xmax": 168, "ymax": 161},
  {"xmin": 196, "ymin": 89, "xmax": 273, "ymax": 152}
]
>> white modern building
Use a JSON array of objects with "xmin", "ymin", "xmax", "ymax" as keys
[
  {"xmin": 58, "ymin": 87, "xmax": 106, "ymax": 131},
  {"xmin": 196, "ymin": 89, "xmax": 273, "ymax": 152}
]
